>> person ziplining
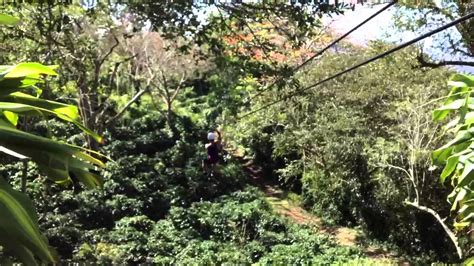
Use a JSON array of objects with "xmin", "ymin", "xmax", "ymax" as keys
[{"xmin": 203, "ymin": 129, "xmax": 223, "ymax": 176}]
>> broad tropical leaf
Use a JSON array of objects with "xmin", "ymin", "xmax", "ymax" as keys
[
  {"xmin": 0, "ymin": 125, "xmax": 105, "ymax": 186},
  {"xmin": 0, "ymin": 14, "xmax": 19, "ymax": 26},
  {"xmin": 1, "ymin": 63, "xmax": 58, "ymax": 78},
  {"xmin": 0, "ymin": 39, "xmax": 106, "ymax": 263},
  {"xmin": 433, "ymin": 97, "xmax": 474, "ymax": 121},
  {"xmin": 450, "ymin": 73, "xmax": 474, "ymax": 88},
  {"xmin": 0, "ymin": 14, "xmax": 108, "ymax": 264},
  {"xmin": 0, "ymin": 64, "xmax": 103, "ymax": 142},
  {"xmin": 0, "ymin": 178, "xmax": 57, "ymax": 264},
  {"xmin": 433, "ymin": 74, "xmax": 474, "ymax": 231},
  {"xmin": 0, "ymin": 95, "xmax": 103, "ymax": 142},
  {"xmin": 440, "ymin": 155, "xmax": 459, "ymax": 183}
]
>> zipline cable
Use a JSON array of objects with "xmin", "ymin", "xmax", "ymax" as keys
[
  {"xmin": 250, "ymin": 0, "xmax": 398, "ymax": 100},
  {"xmin": 239, "ymin": 11, "xmax": 474, "ymax": 119}
]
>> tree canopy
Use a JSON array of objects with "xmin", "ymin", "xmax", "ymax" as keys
[{"xmin": 0, "ymin": 1, "xmax": 472, "ymax": 264}]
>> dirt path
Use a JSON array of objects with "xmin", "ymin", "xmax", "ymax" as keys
[{"xmin": 239, "ymin": 156, "xmax": 397, "ymax": 260}]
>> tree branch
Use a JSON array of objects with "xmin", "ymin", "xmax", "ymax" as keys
[
  {"xmin": 170, "ymin": 73, "xmax": 186, "ymax": 103},
  {"xmin": 384, "ymin": 163, "xmax": 419, "ymax": 203},
  {"xmin": 99, "ymin": 34, "xmax": 120, "ymax": 67},
  {"xmin": 106, "ymin": 88, "xmax": 148, "ymax": 125},
  {"xmin": 109, "ymin": 54, "xmax": 137, "ymax": 87},
  {"xmin": 417, "ymin": 54, "xmax": 474, "ymax": 68},
  {"xmin": 447, "ymin": 37, "xmax": 473, "ymax": 58},
  {"xmin": 405, "ymin": 200, "xmax": 463, "ymax": 260}
]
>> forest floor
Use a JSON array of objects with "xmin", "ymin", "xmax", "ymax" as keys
[{"xmin": 234, "ymin": 153, "xmax": 399, "ymax": 262}]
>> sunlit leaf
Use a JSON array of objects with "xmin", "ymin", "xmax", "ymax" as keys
[
  {"xmin": 3, "ymin": 110, "xmax": 18, "ymax": 126},
  {"xmin": 433, "ymin": 98, "xmax": 474, "ymax": 121},
  {"xmin": 0, "ymin": 178, "xmax": 56, "ymax": 264},
  {"xmin": 441, "ymin": 155, "xmax": 459, "ymax": 183},
  {"xmin": 450, "ymin": 73, "xmax": 474, "ymax": 88},
  {"xmin": 458, "ymin": 159, "xmax": 474, "ymax": 187},
  {"xmin": 0, "ymin": 14, "xmax": 19, "ymax": 26},
  {"xmin": 0, "ymin": 57, "xmax": 105, "ymax": 264},
  {"xmin": 436, "ymin": 129, "xmax": 473, "ymax": 152},
  {"xmin": 450, "ymin": 188, "xmax": 467, "ymax": 211},
  {"xmin": 3, "ymin": 63, "xmax": 58, "ymax": 78},
  {"xmin": 0, "ymin": 93, "xmax": 103, "ymax": 142},
  {"xmin": 434, "ymin": 74, "xmax": 474, "ymax": 231},
  {"xmin": 0, "ymin": 125, "xmax": 104, "ymax": 186}
]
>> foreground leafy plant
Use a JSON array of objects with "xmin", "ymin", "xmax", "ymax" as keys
[
  {"xmin": 0, "ymin": 15, "xmax": 105, "ymax": 264},
  {"xmin": 0, "ymin": 177, "xmax": 56, "ymax": 264},
  {"xmin": 0, "ymin": 63, "xmax": 105, "ymax": 265},
  {"xmin": 432, "ymin": 74, "xmax": 474, "ymax": 258}
]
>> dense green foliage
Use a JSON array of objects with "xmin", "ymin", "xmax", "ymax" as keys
[
  {"xmin": 72, "ymin": 188, "xmax": 363, "ymax": 264},
  {"xmin": 0, "ymin": 110, "xmax": 366, "ymax": 264},
  {"xmin": 229, "ymin": 43, "xmax": 468, "ymax": 261},
  {"xmin": 0, "ymin": 1, "xmax": 471, "ymax": 264},
  {"xmin": 0, "ymin": 13, "xmax": 105, "ymax": 262},
  {"xmin": 433, "ymin": 74, "xmax": 474, "ymax": 231}
]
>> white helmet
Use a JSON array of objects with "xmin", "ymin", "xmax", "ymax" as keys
[{"xmin": 207, "ymin": 132, "xmax": 216, "ymax": 141}]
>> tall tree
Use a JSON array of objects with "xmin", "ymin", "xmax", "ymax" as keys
[
  {"xmin": 1, "ymin": 2, "xmax": 128, "ymax": 149},
  {"xmin": 113, "ymin": 32, "xmax": 209, "ymax": 134},
  {"xmin": 127, "ymin": 0, "xmax": 343, "ymax": 86},
  {"xmin": 396, "ymin": 0, "xmax": 474, "ymax": 68}
]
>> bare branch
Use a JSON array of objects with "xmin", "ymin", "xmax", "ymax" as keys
[
  {"xmin": 405, "ymin": 201, "xmax": 462, "ymax": 260},
  {"xmin": 384, "ymin": 163, "xmax": 411, "ymax": 180},
  {"xmin": 170, "ymin": 73, "xmax": 186, "ymax": 103},
  {"xmin": 447, "ymin": 37, "xmax": 473, "ymax": 58},
  {"xmin": 160, "ymin": 70, "xmax": 171, "ymax": 100},
  {"xmin": 99, "ymin": 34, "xmax": 120, "ymax": 67},
  {"xmin": 109, "ymin": 54, "xmax": 138, "ymax": 87},
  {"xmin": 384, "ymin": 163, "xmax": 419, "ymax": 203},
  {"xmin": 417, "ymin": 54, "xmax": 474, "ymax": 68},
  {"xmin": 106, "ymin": 88, "xmax": 148, "ymax": 125}
]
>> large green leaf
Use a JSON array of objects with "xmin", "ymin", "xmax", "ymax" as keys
[
  {"xmin": 0, "ymin": 60, "xmax": 106, "ymax": 264},
  {"xmin": 0, "ymin": 76, "xmax": 42, "ymax": 96},
  {"xmin": 0, "ymin": 178, "xmax": 56, "ymax": 264},
  {"xmin": 433, "ymin": 98, "xmax": 474, "ymax": 121},
  {"xmin": 433, "ymin": 146, "xmax": 454, "ymax": 164},
  {"xmin": 1, "ymin": 92, "xmax": 79, "ymax": 119},
  {"xmin": 0, "ymin": 14, "xmax": 19, "ymax": 26},
  {"xmin": 3, "ymin": 110, "xmax": 18, "ymax": 126},
  {"xmin": 1, "ymin": 63, "xmax": 58, "ymax": 78},
  {"xmin": 0, "ymin": 63, "xmax": 55, "ymax": 97},
  {"xmin": 436, "ymin": 128, "xmax": 474, "ymax": 152},
  {"xmin": 0, "ymin": 63, "xmax": 103, "ymax": 142},
  {"xmin": 440, "ymin": 155, "xmax": 459, "ymax": 183},
  {"xmin": 458, "ymin": 159, "xmax": 474, "ymax": 187},
  {"xmin": 450, "ymin": 73, "xmax": 474, "ymax": 88},
  {"xmin": 434, "ymin": 74, "xmax": 474, "ymax": 232},
  {"xmin": 445, "ymin": 84, "xmax": 470, "ymax": 104},
  {"xmin": 457, "ymin": 202, "xmax": 474, "ymax": 221},
  {"xmin": 0, "ymin": 125, "xmax": 105, "ymax": 186},
  {"xmin": 433, "ymin": 140, "xmax": 471, "ymax": 164},
  {"xmin": 0, "ymin": 96, "xmax": 103, "ymax": 143},
  {"xmin": 445, "ymin": 112, "xmax": 474, "ymax": 130}
]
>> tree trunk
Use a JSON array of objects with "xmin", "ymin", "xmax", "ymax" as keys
[
  {"xmin": 77, "ymin": 71, "xmax": 99, "ymax": 150},
  {"xmin": 166, "ymin": 101, "xmax": 179, "ymax": 138}
]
